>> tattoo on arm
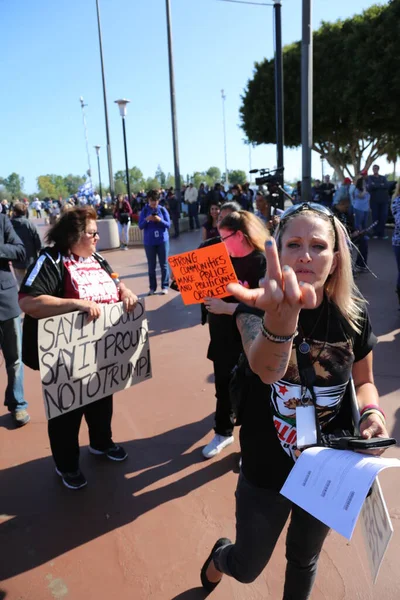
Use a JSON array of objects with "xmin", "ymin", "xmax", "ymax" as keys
[
  {"xmin": 236, "ymin": 313, "xmax": 262, "ymax": 356},
  {"xmin": 262, "ymin": 351, "xmax": 290, "ymax": 374}
]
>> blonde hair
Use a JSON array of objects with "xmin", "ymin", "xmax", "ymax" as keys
[
  {"xmin": 276, "ymin": 211, "xmax": 365, "ymax": 333},
  {"xmin": 218, "ymin": 210, "xmax": 269, "ymax": 252}
]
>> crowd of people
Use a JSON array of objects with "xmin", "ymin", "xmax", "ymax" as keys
[{"xmin": 0, "ymin": 167, "xmax": 399, "ymax": 598}]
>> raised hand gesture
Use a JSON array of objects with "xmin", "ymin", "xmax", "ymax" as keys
[{"xmin": 227, "ymin": 238, "xmax": 317, "ymax": 335}]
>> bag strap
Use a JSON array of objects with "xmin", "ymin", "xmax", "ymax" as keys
[{"xmin": 295, "ymin": 342, "xmax": 323, "ymax": 444}]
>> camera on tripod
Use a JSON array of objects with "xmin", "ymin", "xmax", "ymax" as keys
[{"xmin": 249, "ymin": 166, "xmax": 283, "ymax": 187}]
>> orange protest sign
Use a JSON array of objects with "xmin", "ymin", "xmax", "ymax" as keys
[{"xmin": 168, "ymin": 242, "xmax": 238, "ymax": 305}]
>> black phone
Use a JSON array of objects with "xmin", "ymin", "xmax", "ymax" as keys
[
  {"xmin": 329, "ymin": 436, "xmax": 396, "ymax": 450},
  {"xmin": 152, "ymin": 210, "xmax": 158, "ymax": 216}
]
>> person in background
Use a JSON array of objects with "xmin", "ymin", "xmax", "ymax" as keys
[
  {"xmin": 202, "ymin": 210, "xmax": 268, "ymax": 459},
  {"xmin": 1, "ymin": 199, "xmax": 10, "ymax": 215},
  {"xmin": 333, "ymin": 197, "xmax": 368, "ymax": 273},
  {"xmin": 311, "ymin": 179, "xmax": 321, "ymax": 201},
  {"xmin": 114, "ymin": 194, "xmax": 132, "ymax": 250},
  {"xmin": 19, "ymin": 207, "xmax": 138, "ymax": 489},
  {"xmin": 352, "ymin": 176, "xmax": 370, "ymax": 233},
  {"xmin": 232, "ymin": 185, "xmax": 252, "ymax": 211},
  {"xmin": 139, "ymin": 189, "xmax": 171, "ymax": 295},
  {"xmin": 254, "ymin": 190, "xmax": 280, "ymax": 234},
  {"xmin": 184, "ymin": 183, "xmax": 200, "ymax": 230},
  {"xmin": 367, "ymin": 164, "xmax": 390, "ymax": 239},
  {"xmin": 319, "ymin": 174, "xmax": 335, "ymax": 208},
  {"xmin": 201, "ymin": 202, "xmax": 390, "ymax": 597},
  {"xmin": 242, "ymin": 183, "xmax": 254, "ymax": 211},
  {"xmin": 32, "ymin": 198, "xmax": 42, "ymax": 218},
  {"xmin": 11, "ymin": 202, "xmax": 42, "ymax": 286},
  {"xmin": 390, "ymin": 180, "xmax": 400, "ymax": 308},
  {"xmin": 0, "ymin": 213, "xmax": 29, "ymax": 426},
  {"xmin": 291, "ymin": 181, "xmax": 302, "ymax": 205},
  {"xmin": 198, "ymin": 183, "xmax": 208, "ymax": 215},
  {"xmin": 333, "ymin": 177, "xmax": 353, "ymax": 206},
  {"xmin": 166, "ymin": 188, "xmax": 180, "ymax": 239},
  {"xmin": 202, "ymin": 202, "xmax": 220, "ymax": 241}
]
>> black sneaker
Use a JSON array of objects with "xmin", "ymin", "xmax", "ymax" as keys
[
  {"xmin": 89, "ymin": 444, "xmax": 128, "ymax": 462},
  {"xmin": 55, "ymin": 468, "xmax": 87, "ymax": 490}
]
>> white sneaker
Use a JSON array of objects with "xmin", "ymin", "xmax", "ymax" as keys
[{"xmin": 202, "ymin": 434, "xmax": 234, "ymax": 459}]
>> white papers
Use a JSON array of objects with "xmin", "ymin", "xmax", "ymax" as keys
[
  {"xmin": 360, "ymin": 478, "xmax": 394, "ymax": 583},
  {"xmin": 280, "ymin": 447, "xmax": 400, "ymax": 540}
]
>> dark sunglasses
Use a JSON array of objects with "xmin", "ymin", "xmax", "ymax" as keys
[
  {"xmin": 277, "ymin": 202, "xmax": 338, "ymax": 249},
  {"xmin": 85, "ymin": 231, "xmax": 99, "ymax": 239}
]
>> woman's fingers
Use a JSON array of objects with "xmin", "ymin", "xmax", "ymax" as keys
[
  {"xmin": 226, "ymin": 283, "xmax": 265, "ymax": 307},
  {"xmin": 264, "ymin": 239, "xmax": 282, "ymax": 285},
  {"xmin": 299, "ymin": 282, "xmax": 318, "ymax": 309}
]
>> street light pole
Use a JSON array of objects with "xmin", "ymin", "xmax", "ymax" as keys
[
  {"xmin": 94, "ymin": 145, "xmax": 103, "ymax": 200},
  {"xmin": 301, "ymin": 0, "xmax": 313, "ymax": 202},
  {"xmin": 79, "ymin": 97, "xmax": 93, "ymax": 190},
  {"xmin": 221, "ymin": 90, "xmax": 229, "ymax": 185},
  {"xmin": 95, "ymin": 0, "xmax": 114, "ymax": 199},
  {"xmin": 115, "ymin": 99, "xmax": 131, "ymax": 201},
  {"xmin": 273, "ymin": 0, "xmax": 284, "ymax": 209},
  {"xmin": 165, "ymin": 0, "xmax": 182, "ymax": 207}
]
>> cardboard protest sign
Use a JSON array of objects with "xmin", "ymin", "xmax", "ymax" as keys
[
  {"xmin": 38, "ymin": 300, "xmax": 151, "ymax": 420},
  {"xmin": 168, "ymin": 242, "xmax": 238, "ymax": 305},
  {"xmin": 360, "ymin": 478, "xmax": 394, "ymax": 583}
]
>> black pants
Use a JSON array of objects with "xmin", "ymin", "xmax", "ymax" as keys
[
  {"xmin": 214, "ymin": 473, "xmax": 330, "ymax": 599},
  {"xmin": 213, "ymin": 357, "xmax": 237, "ymax": 437},
  {"xmin": 48, "ymin": 395, "xmax": 113, "ymax": 473},
  {"xmin": 170, "ymin": 211, "xmax": 180, "ymax": 237}
]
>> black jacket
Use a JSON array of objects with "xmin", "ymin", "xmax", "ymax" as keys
[
  {"xmin": 0, "ymin": 214, "xmax": 26, "ymax": 320},
  {"xmin": 10, "ymin": 216, "xmax": 42, "ymax": 269}
]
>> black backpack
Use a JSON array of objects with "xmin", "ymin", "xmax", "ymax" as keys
[{"xmin": 22, "ymin": 248, "xmax": 113, "ymax": 370}]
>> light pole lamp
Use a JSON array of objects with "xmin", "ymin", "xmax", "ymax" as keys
[
  {"xmin": 94, "ymin": 145, "xmax": 103, "ymax": 200},
  {"xmin": 221, "ymin": 89, "xmax": 229, "ymax": 186},
  {"xmin": 115, "ymin": 99, "xmax": 131, "ymax": 201}
]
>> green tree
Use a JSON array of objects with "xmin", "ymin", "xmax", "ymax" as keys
[
  {"xmin": 165, "ymin": 173, "xmax": 175, "ymax": 189},
  {"xmin": 228, "ymin": 169, "xmax": 247, "ymax": 185},
  {"xmin": 206, "ymin": 166, "xmax": 221, "ymax": 183},
  {"xmin": 63, "ymin": 174, "xmax": 86, "ymax": 196},
  {"xmin": 145, "ymin": 177, "xmax": 160, "ymax": 190},
  {"xmin": 155, "ymin": 165, "xmax": 166, "ymax": 187},
  {"xmin": 114, "ymin": 167, "xmax": 145, "ymax": 194},
  {"xmin": 0, "ymin": 172, "xmax": 24, "ymax": 197},
  {"xmin": 240, "ymin": 2, "xmax": 400, "ymax": 180},
  {"xmin": 37, "ymin": 174, "xmax": 68, "ymax": 199}
]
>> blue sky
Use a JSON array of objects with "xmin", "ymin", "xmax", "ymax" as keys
[{"xmin": 0, "ymin": 0, "xmax": 387, "ymax": 194}]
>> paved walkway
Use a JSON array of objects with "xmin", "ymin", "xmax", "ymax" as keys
[{"xmin": 1, "ymin": 229, "xmax": 399, "ymax": 600}]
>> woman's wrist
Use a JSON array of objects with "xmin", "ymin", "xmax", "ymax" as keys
[{"xmin": 262, "ymin": 314, "xmax": 299, "ymax": 338}]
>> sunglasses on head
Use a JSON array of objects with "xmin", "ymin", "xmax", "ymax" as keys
[{"xmin": 277, "ymin": 202, "xmax": 338, "ymax": 249}]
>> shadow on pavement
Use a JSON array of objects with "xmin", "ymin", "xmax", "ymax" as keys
[
  {"xmin": 0, "ymin": 414, "xmax": 18, "ymax": 431},
  {"xmin": 0, "ymin": 413, "xmax": 238, "ymax": 582},
  {"xmin": 146, "ymin": 294, "xmax": 200, "ymax": 337},
  {"xmin": 170, "ymin": 587, "xmax": 208, "ymax": 600}
]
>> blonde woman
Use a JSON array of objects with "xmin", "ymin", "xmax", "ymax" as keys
[
  {"xmin": 201, "ymin": 203, "xmax": 390, "ymax": 597},
  {"xmin": 202, "ymin": 210, "xmax": 268, "ymax": 459}
]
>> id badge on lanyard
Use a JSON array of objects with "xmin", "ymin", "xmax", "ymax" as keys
[{"xmin": 296, "ymin": 393, "xmax": 317, "ymax": 448}]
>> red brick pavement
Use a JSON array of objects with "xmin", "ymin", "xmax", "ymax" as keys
[{"xmin": 0, "ymin": 229, "xmax": 399, "ymax": 600}]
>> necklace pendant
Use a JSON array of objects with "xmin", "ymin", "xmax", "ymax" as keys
[{"xmin": 299, "ymin": 340, "xmax": 310, "ymax": 354}]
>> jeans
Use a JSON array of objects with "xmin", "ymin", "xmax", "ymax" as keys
[
  {"xmin": 214, "ymin": 473, "xmax": 330, "ymax": 599},
  {"xmin": 1, "ymin": 316, "xmax": 28, "ymax": 412},
  {"xmin": 188, "ymin": 203, "xmax": 200, "ymax": 230},
  {"xmin": 117, "ymin": 221, "xmax": 130, "ymax": 246},
  {"xmin": 144, "ymin": 241, "xmax": 170, "ymax": 291},
  {"xmin": 353, "ymin": 209, "xmax": 369, "ymax": 231},
  {"xmin": 393, "ymin": 246, "xmax": 400, "ymax": 288},
  {"xmin": 371, "ymin": 201, "xmax": 389, "ymax": 238},
  {"xmin": 48, "ymin": 395, "xmax": 113, "ymax": 473}
]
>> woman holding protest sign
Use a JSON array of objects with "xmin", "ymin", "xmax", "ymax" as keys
[
  {"xmin": 19, "ymin": 206, "xmax": 138, "ymax": 490},
  {"xmin": 201, "ymin": 203, "xmax": 391, "ymax": 598},
  {"xmin": 202, "ymin": 210, "xmax": 268, "ymax": 459}
]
